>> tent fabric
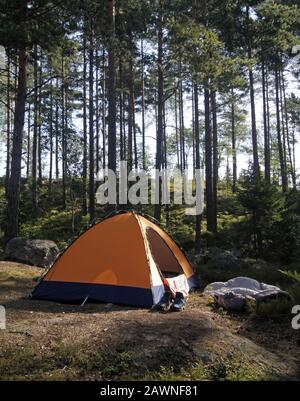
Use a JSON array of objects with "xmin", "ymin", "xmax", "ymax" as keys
[
  {"xmin": 31, "ymin": 211, "xmax": 198, "ymax": 308},
  {"xmin": 164, "ymin": 274, "xmax": 189, "ymax": 298},
  {"xmin": 204, "ymin": 276, "xmax": 289, "ymax": 311}
]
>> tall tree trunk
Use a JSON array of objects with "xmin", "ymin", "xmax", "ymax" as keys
[
  {"xmin": 48, "ymin": 72, "xmax": 53, "ymax": 196},
  {"xmin": 211, "ymin": 90, "xmax": 218, "ymax": 233},
  {"xmin": 174, "ymin": 89, "xmax": 180, "ymax": 170},
  {"xmin": 82, "ymin": 35, "xmax": 88, "ymax": 215},
  {"xmin": 266, "ymin": 65, "xmax": 271, "ymax": 178},
  {"xmin": 194, "ymin": 83, "xmax": 201, "ymax": 252},
  {"xmin": 26, "ymin": 103, "xmax": 31, "ymax": 178},
  {"xmin": 204, "ymin": 82, "xmax": 214, "ymax": 233},
  {"xmin": 192, "ymin": 85, "xmax": 196, "ymax": 175},
  {"xmin": 163, "ymin": 101, "xmax": 170, "ymax": 227},
  {"xmin": 38, "ymin": 55, "xmax": 43, "ymax": 182},
  {"xmin": 141, "ymin": 39, "xmax": 146, "ymax": 170},
  {"xmin": 32, "ymin": 45, "xmax": 38, "ymax": 212},
  {"xmin": 95, "ymin": 49, "xmax": 100, "ymax": 172},
  {"xmin": 61, "ymin": 55, "xmax": 67, "ymax": 209},
  {"xmin": 133, "ymin": 99, "xmax": 138, "ymax": 170},
  {"xmin": 5, "ymin": 48, "xmax": 27, "ymax": 240},
  {"xmin": 127, "ymin": 65, "xmax": 133, "ymax": 170},
  {"xmin": 154, "ymin": 5, "xmax": 164, "ymax": 222},
  {"xmin": 281, "ymin": 70, "xmax": 296, "ymax": 189},
  {"xmin": 249, "ymin": 61, "xmax": 259, "ymax": 178},
  {"xmin": 247, "ymin": 6, "xmax": 259, "ymax": 178},
  {"xmin": 107, "ymin": 0, "xmax": 117, "ymax": 177},
  {"xmin": 231, "ymin": 91, "xmax": 237, "ymax": 193},
  {"xmin": 179, "ymin": 61, "xmax": 185, "ymax": 170},
  {"xmin": 279, "ymin": 69, "xmax": 288, "ymax": 185},
  {"xmin": 55, "ymin": 78, "xmax": 59, "ymax": 180},
  {"xmin": 119, "ymin": 60, "xmax": 124, "ymax": 161},
  {"xmin": 102, "ymin": 47, "xmax": 106, "ymax": 169},
  {"xmin": 5, "ymin": 52, "xmax": 11, "ymax": 196},
  {"xmin": 128, "ymin": 38, "xmax": 137, "ymax": 170},
  {"xmin": 262, "ymin": 59, "xmax": 270, "ymax": 184},
  {"xmin": 89, "ymin": 42, "xmax": 95, "ymax": 222},
  {"xmin": 275, "ymin": 66, "xmax": 287, "ymax": 192}
]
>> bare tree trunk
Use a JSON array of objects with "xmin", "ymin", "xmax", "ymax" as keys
[
  {"xmin": 89, "ymin": 41, "xmax": 95, "ymax": 222},
  {"xmin": 32, "ymin": 45, "xmax": 38, "ymax": 212},
  {"xmin": 5, "ymin": 52, "xmax": 11, "ymax": 196},
  {"xmin": 279, "ymin": 69, "xmax": 288, "ymax": 185},
  {"xmin": 48, "ymin": 71, "xmax": 53, "ymax": 195},
  {"xmin": 141, "ymin": 39, "xmax": 146, "ymax": 170},
  {"xmin": 55, "ymin": 78, "xmax": 59, "ymax": 180},
  {"xmin": 179, "ymin": 61, "xmax": 185, "ymax": 170},
  {"xmin": 247, "ymin": 6, "xmax": 259, "ymax": 179},
  {"xmin": 5, "ymin": 48, "xmax": 27, "ymax": 240},
  {"xmin": 61, "ymin": 54, "xmax": 67, "ymax": 209},
  {"xmin": 231, "ymin": 91, "xmax": 237, "ymax": 193},
  {"xmin": 204, "ymin": 81, "xmax": 214, "ymax": 233},
  {"xmin": 275, "ymin": 66, "xmax": 287, "ymax": 192},
  {"xmin": 194, "ymin": 83, "xmax": 201, "ymax": 252},
  {"xmin": 266, "ymin": 66, "xmax": 271, "ymax": 179},
  {"xmin": 127, "ymin": 59, "xmax": 134, "ymax": 171},
  {"xmin": 102, "ymin": 47, "xmax": 106, "ymax": 170},
  {"xmin": 192, "ymin": 85, "xmax": 195, "ymax": 175},
  {"xmin": 128, "ymin": 40, "xmax": 138, "ymax": 170},
  {"xmin": 211, "ymin": 90, "xmax": 218, "ymax": 233},
  {"xmin": 174, "ymin": 89, "xmax": 180, "ymax": 170},
  {"xmin": 82, "ymin": 35, "xmax": 88, "ymax": 215},
  {"xmin": 262, "ymin": 60, "xmax": 270, "ymax": 184},
  {"xmin": 154, "ymin": 5, "xmax": 164, "ymax": 222},
  {"xmin": 26, "ymin": 103, "xmax": 31, "ymax": 178},
  {"xmin": 163, "ymin": 102, "xmax": 170, "ymax": 227},
  {"xmin": 38, "ymin": 55, "xmax": 43, "ymax": 182},
  {"xmin": 281, "ymin": 69, "xmax": 296, "ymax": 189},
  {"xmin": 119, "ymin": 60, "xmax": 124, "ymax": 161},
  {"xmin": 107, "ymin": 0, "xmax": 117, "ymax": 180},
  {"xmin": 96, "ymin": 49, "xmax": 100, "ymax": 172}
]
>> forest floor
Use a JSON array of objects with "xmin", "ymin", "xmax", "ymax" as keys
[{"xmin": 0, "ymin": 261, "xmax": 300, "ymax": 381}]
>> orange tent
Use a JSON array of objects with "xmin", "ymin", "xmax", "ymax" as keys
[{"xmin": 32, "ymin": 211, "xmax": 199, "ymax": 308}]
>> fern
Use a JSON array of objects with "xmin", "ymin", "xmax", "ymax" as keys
[{"xmin": 279, "ymin": 270, "xmax": 300, "ymax": 283}]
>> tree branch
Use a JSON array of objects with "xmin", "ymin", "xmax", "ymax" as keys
[
  {"xmin": 163, "ymin": 80, "xmax": 181, "ymax": 103},
  {"xmin": 26, "ymin": 75, "xmax": 59, "ymax": 97},
  {"xmin": 0, "ymin": 99, "xmax": 14, "ymax": 114}
]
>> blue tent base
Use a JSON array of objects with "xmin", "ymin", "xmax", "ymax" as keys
[{"xmin": 31, "ymin": 281, "xmax": 154, "ymax": 308}]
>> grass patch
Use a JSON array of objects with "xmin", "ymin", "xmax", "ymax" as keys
[
  {"xmin": 0, "ymin": 345, "xmax": 135, "ymax": 381},
  {"xmin": 141, "ymin": 352, "xmax": 272, "ymax": 381}
]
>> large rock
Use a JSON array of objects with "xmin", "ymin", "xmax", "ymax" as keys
[
  {"xmin": 195, "ymin": 247, "xmax": 240, "ymax": 268},
  {"xmin": 4, "ymin": 237, "xmax": 59, "ymax": 268}
]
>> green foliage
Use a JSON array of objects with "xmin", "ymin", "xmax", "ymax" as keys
[
  {"xmin": 279, "ymin": 269, "xmax": 300, "ymax": 304},
  {"xmin": 256, "ymin": 298, "xmax": 294, "ymax": 318},
  {"xmin": 268, "ymin": 192, "xmax": 300, "ymax": 262},
  {"xmin": 237, "ymin": 167, "xmax": 284, "ymax": 255},
  {"xmin": 279, "ymin": 270, "xmax": 300, "ymax": 283},
  {"xmin": 207, "ymin": 355, "xmax": 268, "ymax": 381},
  {"xmin": 0, "ymin": 345, "xmax": 134, "ymax": 381}
]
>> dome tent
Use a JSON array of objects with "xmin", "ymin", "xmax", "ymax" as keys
[{"xmin": 31, "ymin": 211, "xmax": 199, "ymax": 308}]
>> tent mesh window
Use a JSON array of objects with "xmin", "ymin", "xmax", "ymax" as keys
[{"xmin": 145, "ymin": 227, "xmax": 183, "ymax": 278}]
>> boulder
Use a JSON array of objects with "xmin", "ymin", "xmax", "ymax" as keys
[
  {"xmin": 197, "ymin": 247, "xmax": 240, "ymax": 268},
  {"xmin": 4, "ymin": 237, "xmax": 59, "ymax": 268}
]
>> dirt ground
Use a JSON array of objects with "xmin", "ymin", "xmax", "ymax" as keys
[{"xmin": 0, "ymin": 261, "xmax": 300, "ymax": 381}]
